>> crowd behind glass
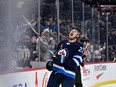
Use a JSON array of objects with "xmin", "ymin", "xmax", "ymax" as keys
[{"xmin": 0, "ymin": 0, "xmax": 115, "ymax": 70}]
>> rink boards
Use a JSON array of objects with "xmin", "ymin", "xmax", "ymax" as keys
[
  {"xmin": 0, "ymin": 62, "xmax": 116, "ymax": 87},
  {"xmin": 81, "ymin": 62, "xmax": 116, "ymax": 87}
]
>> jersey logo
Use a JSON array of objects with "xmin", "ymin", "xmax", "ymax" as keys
[
  {"xmin": 57, "ymin": 48, "xmax": 68, "ymax": 57},
  {"xmin": 55, "ymin": 48, "xmax": 69, "ymax": 64}
]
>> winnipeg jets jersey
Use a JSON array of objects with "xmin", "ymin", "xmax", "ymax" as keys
[{"xmin": 52, "ymin": 39, "xmax": 84, "ymax": 79}]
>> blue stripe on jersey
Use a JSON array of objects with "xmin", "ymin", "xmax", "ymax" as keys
[
  {"xmin": 73, "ymin": 55, "xmax": 82, "ymax": 64},
  {"xmin": 52, "ymin": 64, "xmax": 75, "ymax": 79}
]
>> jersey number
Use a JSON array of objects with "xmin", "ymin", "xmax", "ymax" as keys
[{"xmin": 78, "ymin": 47, "xmax": 83, "ymax": 53}]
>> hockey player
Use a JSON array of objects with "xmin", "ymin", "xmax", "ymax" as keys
[
  {"xmin": 74, "ymin": 37, "xmax": 89, "ymax": 87},
  {"xmin": 46, "ymin": 27, "xmax": 84, "ymax": 87}
]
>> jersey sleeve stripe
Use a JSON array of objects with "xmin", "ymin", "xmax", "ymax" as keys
[
  {"xmin": 73, "ymin": 55, "xmax": 82, "ymax": 66},
  {"xmin": 73, "ymin": 58, "xmax": 80, "ymax": 66},
  {"xmin": 73, "ymin": 55, "xmax": 82, "ymax": 62}
]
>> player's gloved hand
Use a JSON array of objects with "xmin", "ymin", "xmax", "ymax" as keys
[
  {"xmin": 46, "ymin": 61, "xmax": 53, "ymax": 71},
  {"xmin": 52, "ymin": 56, "xmax": 57, "ymax": 60}
]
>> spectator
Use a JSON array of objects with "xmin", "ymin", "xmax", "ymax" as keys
[
  {"xmin": 38, "ymin": 28, "xmax": 56, "ymax": 62},
  {"xmin": 29, "ymin": 35, "xmax": 38, "ymax": 61},
  {"xmin": 111, "ymin": 51, "xmax": 116, "ymax": 62},
  {"xmin": 84, "ymin": 43, "xmax": 92, "ymax": 62},
  {"xmin": 93, "ymin": 44, "xmax": 106, "ymax": 62},
  {"xmin": 15, "ymin": 35, "xmax": 32, "ymax": 68}
]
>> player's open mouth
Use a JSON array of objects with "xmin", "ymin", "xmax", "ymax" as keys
[{"xmin": 70, "ymin": 33, "xmax": 73, "ymax": 36}]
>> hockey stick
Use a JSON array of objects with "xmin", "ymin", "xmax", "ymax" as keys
[
  {"xmin": 22, "ymin": 15, "xmax": 39, "ymax": 35},
  {"xmin": 22, "ymin": 15, "xmax": 56, "ymax": 57}
]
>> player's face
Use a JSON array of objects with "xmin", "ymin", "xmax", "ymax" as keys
[{"xmin": 68, "ymin": 29, "xmax": 79, "ymax": 40}]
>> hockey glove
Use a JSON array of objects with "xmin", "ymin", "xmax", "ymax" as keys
[{"xmin": 46, "ymin": 61, "xmax": 53, "ymax": 71}]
